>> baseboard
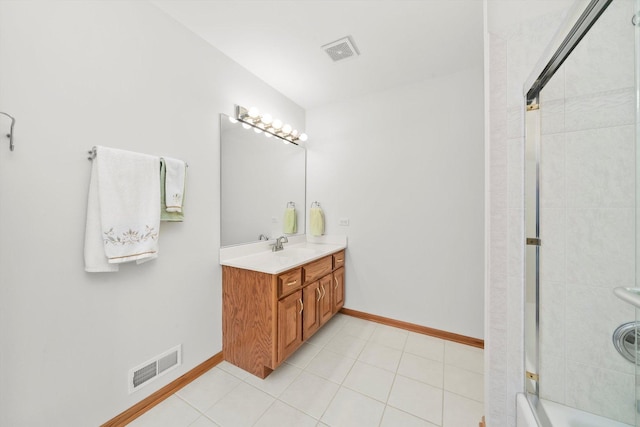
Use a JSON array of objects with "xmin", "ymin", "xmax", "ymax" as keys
[
  {"xmin": 340, "ymin": 308, "xmax": 484, "ymax": 349},
  {"xmin": 101, "ymin": 351, "xmax": 224, "ymax": 427}
]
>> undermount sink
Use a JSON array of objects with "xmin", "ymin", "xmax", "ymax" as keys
[{"xmin": 274, "ymin": 247, "xmax": 318, "ymax": 257}]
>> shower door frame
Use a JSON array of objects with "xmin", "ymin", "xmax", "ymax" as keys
[{"xmin": 522, "ymin": 0, "xmax": 614, "ymax": 425}]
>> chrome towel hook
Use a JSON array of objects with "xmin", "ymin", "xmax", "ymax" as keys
[{"xmin": 0, "ymin": 112, "xmax": 15, "ymax": 151}]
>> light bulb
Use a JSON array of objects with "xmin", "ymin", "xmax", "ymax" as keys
[
  {"xmin": 272, "ymin": 119, "xmax": 283, "ymax": 130},
  {"xmin": 253, "ymin": 127, "xmax": 262, "ymax": 134},
  {"xmin": 264, "ymin": 132, "xmax": 272, "ymax": 138},
  {"xmin": 228, "ymin": 117, "xmax": 238, "ymax": 124},
  {"xmin": 242, "ymin": 123, "xmax": 251, "ymax": 130},
  {"xmin": 282, "ymin": 124, "xmax": 292, "ymax": 134},
  {"xmin": 291, "ymin": 129, "xmax": 299, "ymax": 137},
  {"xmin": 262, "ymin": 114, "xmax": 273, "ymax": 125},
  {"xmin": 299, "ymin": 133, "xmax": 308, "ymax": 142},
  {"xmin": 248, "ymin": 106, "xmax": 260, "ymax": 118}
]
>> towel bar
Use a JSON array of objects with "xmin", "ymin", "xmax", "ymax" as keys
[{"xmin": 87, "ymin": 146, "xmax": 188, "ymax": 167}]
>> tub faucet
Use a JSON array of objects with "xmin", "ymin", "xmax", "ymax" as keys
[{"xmin": 272, "ymin": 236, "xmax": 288, "ymax": 252}]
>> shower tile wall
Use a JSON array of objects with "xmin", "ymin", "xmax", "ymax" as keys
[
  {"xmin": 538, "ymin": 1, "xmax": 636, "ymax": 423},
  {"xmin": 487, "ymin": 17, "xmax": 557, "ymax": 425},
  {"xmin": 487, "ymin": 1, "xmax": 637, "ymax": 426},
  {"xmin": 487, "ymin": 6, "xmax": 582, "ymax": 426}
]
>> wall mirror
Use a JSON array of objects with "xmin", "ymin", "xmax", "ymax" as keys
[{"xmin": 220, "ymin": 114, "xmax": 306, "ymax": 247}]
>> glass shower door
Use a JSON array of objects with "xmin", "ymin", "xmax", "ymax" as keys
[{"xmin": 525, "ymin": 0, "xmax": 638, "ymax": 425}]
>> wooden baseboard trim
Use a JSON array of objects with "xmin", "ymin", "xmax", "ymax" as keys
[
  {"xmin": 340, "ymin": 308, "xmax": 484, "ymax": 349},
  {"xmin": 101, "ymin": 351, "xmax": 224, "ymax": 427}
]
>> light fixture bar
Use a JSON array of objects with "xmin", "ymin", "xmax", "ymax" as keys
[{"xmin": 235, "ymin": 105, "xmax": 308, "ymax": 144}]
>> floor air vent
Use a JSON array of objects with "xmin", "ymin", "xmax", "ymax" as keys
[{"xmin": 129, "ymin": 345, "xmax": 181, "ymax": 393}]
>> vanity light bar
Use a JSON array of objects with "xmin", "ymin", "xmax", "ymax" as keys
[{"xmin": 235, "ymin": 105, "xmax": 308, "ymax": 144}]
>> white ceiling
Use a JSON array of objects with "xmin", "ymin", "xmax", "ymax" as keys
[{"xmin": 152, "ymin": 0, "xmax": 485, "ymax": 110}]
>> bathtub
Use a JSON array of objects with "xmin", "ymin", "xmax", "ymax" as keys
[{"xmin": 516, "ymin": 393, "xmax": 632, "ymax": 427}]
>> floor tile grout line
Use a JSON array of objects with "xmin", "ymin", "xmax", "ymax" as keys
[
  {"xmin": 441, "ymin": 373, "xmax": 446, "ymax": 427},
  {"xmin": 175, "ymin": 375, "xmax": 245, "ymax": 420},
  {"xmin": 442, "ymin": 360, "xmax": 484, "ymax": 376},
  {"xmin": 386, "ymin": 401, "xmax": 441, "ymax": 426},
  {"xmin": 442, "ymin": 388, "xmax": 485, "ymax": 404},
  {"xmin": 275, "ymin": 397, "xmax": 323, "ymax": 421},
  {"xmin": 353, "ymin": 352, "xmax": 401, "ymax": 374},
  {"xmin": 134, "ymin": 316, "xmax": 483, "ymax": 427}
]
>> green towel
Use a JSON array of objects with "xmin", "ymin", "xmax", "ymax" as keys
[
  {"xmin": 283, "ymin": 207, "xmax": 297, "ymax": 234},
  {"xmin": 310, "ymin": 207, "xmax": 324, "ymax": 236},
  {"xmin": 160, "ymin": 159, "xmax": 184, "ymax": 222}
]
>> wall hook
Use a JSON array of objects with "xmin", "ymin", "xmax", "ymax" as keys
[{"xmin": 0, "ymin": 112, "xmax": 16, "ymax": 151}]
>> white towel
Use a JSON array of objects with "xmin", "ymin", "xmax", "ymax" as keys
[
  {"xmin": 84, "ymin": 146, "xmax": 161, "ymax": 272},
  {"xmin": 163, "ymin": 157, "xmax": 186, "ymax": 213}
]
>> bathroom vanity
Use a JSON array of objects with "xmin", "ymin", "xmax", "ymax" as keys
[{"xmin": 220, "ymin": 241, "xmax": 345, "ymax": 378}]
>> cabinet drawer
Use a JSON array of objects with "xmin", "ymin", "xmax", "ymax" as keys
[
  {"xmin": 304, "ymin": 256, "xmax": 332, "ymax": 283},
  {"xmin": 333, "ymin": 251, "xmax": 345, "ymax": 269},
  {"xmin": 278, "ymin": 268, "xmax": 302, "ymax": 298}
]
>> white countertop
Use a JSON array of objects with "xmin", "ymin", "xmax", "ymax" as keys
[{"xmin": 220, "ymin": 236, "xmax": 347, "ymax": 275}]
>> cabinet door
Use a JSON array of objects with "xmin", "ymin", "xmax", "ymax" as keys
[
  {"xmin": 319, "ymin": 274, "xmax": 333, "ymax": 325},
  {"xmin": 278, "ymin": 290, "xmax": 303, "ymax": 363},
  {"xmin": 303, "ymin": 281, "xmax": 321, "ymax": 340},
  {"xmin": 333, "ymin": 267, "xmax": 345, "ymax": 313}
]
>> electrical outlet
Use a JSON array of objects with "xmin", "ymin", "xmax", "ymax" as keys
[
  {"xmin": 271, "ymin": 217, "xmax": 278, "ymax": 223},
  {"xmin": 338, "ymin": 218, "xmax": 349, "ymax": 226}
]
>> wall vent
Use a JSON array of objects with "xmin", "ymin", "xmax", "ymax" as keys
[
  {"xmin": 128, "ymin": 345, "xmax": 181, "ymax": 393},
  {"xmin": 322, "ymin": 36, "xmax": 360, "ymax": 62}
]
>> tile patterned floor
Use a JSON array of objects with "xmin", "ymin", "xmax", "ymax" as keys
[{"xmin": 129, "ymin": 314, "xmax": 484, "ymax": 427}]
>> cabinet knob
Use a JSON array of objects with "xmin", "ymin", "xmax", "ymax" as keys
[
  {"xmin": 286, "ymin": 280, "xmax": 297, "ymax": 287},
  {"xmin": 316, "ymin": 287, "xmax": 322, "ymax": 302},
  {"xmin": 298, "ymin": 298, "xmax": 303, "ymax": 314},
  {"xmin": 334, "ymin": 277, "xmax": 338, "ymax": 289}
]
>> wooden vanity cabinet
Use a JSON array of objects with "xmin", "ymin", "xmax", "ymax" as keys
[
  {"xmin": 333, "ymin": 267, "xmax": 345, "ymax": 313},
  {"xmin": 303, "ymin": 274, "xmax": 333, "ymax": 340},
  {"xmin": 222, "ymin": 249, "xmax": 345, "ymax": 378},
  {"xmin": 318, "ymin": 274, "xmax": 333, "ymax": 325},
  {"xmin": 302, "ymin": 281, "xmax": 321, "ymax": 339},
  {"xmin": 332, "ymin": 251, "xmax": 345, "ymax": 313},
  {"xmin": 277, "ymin": 290, "xmax": 303, "ymax": 363}
]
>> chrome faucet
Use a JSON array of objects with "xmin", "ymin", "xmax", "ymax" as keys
[
  {"xmin": 258, "ymin": 234, "xmax": 269, "ymax": 241},
  {"xmin": 272, "ymin": 235, "xmax": 288, "ymax": 252}
]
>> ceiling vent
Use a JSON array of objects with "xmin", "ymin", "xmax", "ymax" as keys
[{"xmin": 322, "ymin": 36, "xmax": 360, "ymax": 62}]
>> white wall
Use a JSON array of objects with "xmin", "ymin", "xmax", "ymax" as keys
[
  {"xmin": 307, "ymin": 66, "xmax": 485, "ymax": 339},
  {"xmin": 0, "ymin": 2, "xmax": 304, "ymax": 426}
]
